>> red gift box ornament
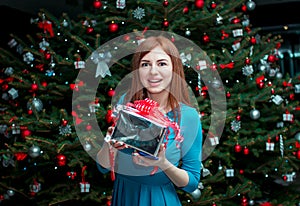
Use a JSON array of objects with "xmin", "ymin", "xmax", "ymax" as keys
[{"xmin": 80, "ymin": 165, "xmax": 90, "ymax": 193}]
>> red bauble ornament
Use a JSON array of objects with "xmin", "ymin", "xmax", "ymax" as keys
[
  {"xmin": 239, "ymin": 169, "xmax": 244, "ymax": 174},
  {"xmin": 234, "ymin": 143, "xmax": 242, "ymax": 153},
  {"xmin": 231, "ymin": 17, "xmax": 241, "ymax": 24},
  {"xmin": 245, "ymin": 57, "xmax": 251, "ymax": 65},
  {"xmin": 236, "ymin": 115, "xmax": 241, "ymax": 121},
  {"xmin": 241, "ymin": 196, "xmax": 248, "ymax": 206},
  {"xmin": 243, "ymin": 146, "xmax": 249, "ymax": 155},
  {"xmin": 57, "ymin": 154, "xmax": 67, "ymax": 166},
  {"xmin": 86, "ymin": 26, "xmax": 94, "ymax": 34},
  {"xmin": 86, "ymin": 124, "xmax": 92, "ymax": 131},
  {"xmin": 61, "ymin": 119, "xmax": 68, "ymax": 126},
  {"xmin": 31, "ymin": 82, "xmax": 38, "ymax": 91},
  {"xmin": 163, "ymin": 0, "xmax": 169, "ymax": 7},
  {"xmin": 41, "ymin": 81, "xmax": 47, "ymax": 87},
  {"xmin": 194, "ymin": 0, "xmax": 205, "ymax": 9},
  {"xmin": 183, "ymin": 6, "xmax": 189, "ymax": 14},
  {"xmin": 210, "ymin": 1, "xmax": 217, "ymax": 9},
  {"xmin": 282, "ymin": 175, "xmax": 287, "ymax": 181},
  {"xmin": 202, "ymin": 33, "xmax": 210, "ymax": 43},
  {"xmin": 109, "ymin": 22, "xmax": 119, "ymax": 33},
  {"xmin": 267, "ymin": 54, "xmax": 276, "ymax": 63},
  {"xmin": 226, "ymin": 91, "xmax": 231, "ymax": 98},
  {"xmin": 162, "ymin": 19, "xmax": 169, "ymax": 27},
  {"xmin": 295, "ymin": 150, "xmax": 300, "ymax": 159},
  {"xmin": 44, "ymin": 52, "xmax": 51, "ymax": 60},
  {"xmin": 250, "ymin": 36, "xmax": 256, "ymax": 45},
  {"xmin": 28, "ymin": 109, "xmax": 33, "ymax": 115},
  {"xmin": 93, "ymin": 0, "xmax": 102, "ymax": 9},
  {"xmin": 108, "ymin": 88, "xmax": 115, "ymax": 97},
  {"xmin": 22, "ymin": 129, "xmax": 32, "ymax": 138},
  {"xmin": 258, "ymin": 81, "xmax": 264, "ymax": 89},
  {"xmin": 241, "ymin": 4, "xmax": 247, "ymax": 12},
  {"xmin": 123, "ymin": 35, "xmax": 130, "ymax": 41},
  {"xmin": 105, "ymin": 109, "xmax": 113, "ymax": 124}
]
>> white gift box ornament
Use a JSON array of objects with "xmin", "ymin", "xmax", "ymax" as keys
[
  {"xmin": 8, "ymin": 88, "xmax": 18, "ymax": 99},
  {"xmin": 80, "ymin": 165, "xmax": 90, "ymax": 193},
  {"xmin": 285, "ymin": 172, "xmax": 296, "ymax": 182},
  {"xmin": 295, "ymin": 84, "xmax": 300, "ymax": 93},
  {"xmin": 209, "ymin": 136, "xmax": 219, "ymax": 146},
  {"xmin": 271, "ymin": 95, "xmax": 283, "ymax": 105},
  {"xmin": 266, "ymin": 142, "xmax": 275, "ymax": 151},
  {"xmin": 232, "ymin": 29, "xmax": 243, "ymax": 37},
  {"xmin": 198, "ymin": 60, "xmax": 207, "ymax": 70},
  {"xmin": 225, "ymin": 169, "xmax": 234, "ymax": 177},
  {"xmin": 283, "ymin": 111, "xmax": 293, "ymax": 122},
  {"xmin": 74, "ymin": 61, "xmax": 86, "ymax": 69}
]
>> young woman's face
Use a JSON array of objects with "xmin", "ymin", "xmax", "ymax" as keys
[{"xmin": 138, "ymin": 46, "xmax": 173, "ymax": 95}]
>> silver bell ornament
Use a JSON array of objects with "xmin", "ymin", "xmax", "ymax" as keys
[
  {"xmin": 190, "ymin": 188, "xmax": 201, "ymax": 200},
  {"xmin": 28, "ymin": 145, "xmax": 41, "ymax": 158},
  {"xmin": 84, "ymin": 142, "xmax": 92, "ymax": 151},
  {"xmin": 211, "ymin": 78, "xmax": 222, "ymax": 89},
  {"xmin": 246, "ymin": 0, "xmax": 256, "ymax": 11},
  {"xmin": 250, "ymin": 108, "xmax": 260, "ymax": 120},
  {"xmin": 27, "ymin": 97, "xmax": 43, "ymax": 112}
]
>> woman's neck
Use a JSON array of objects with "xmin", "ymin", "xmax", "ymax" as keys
[{"xmin": 147, "ymin": 91, "xmax": 170, "ymax": 113}]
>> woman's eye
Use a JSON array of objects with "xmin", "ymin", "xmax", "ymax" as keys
[
  {"xmin": 141, "ymin": 63, "xmax": 149, "ymax": 67},
  {"xmin": 158, "ymin": 62, "xmax": 167, "ymax": 66}
]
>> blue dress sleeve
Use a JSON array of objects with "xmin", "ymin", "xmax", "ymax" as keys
[{"xmin": 178, "ymin": 105, "xmax": 202, "ymax": 193}]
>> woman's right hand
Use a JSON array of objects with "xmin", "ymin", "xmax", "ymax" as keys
[{"xmin": 106, "ymin": 126, "xmax": 128, "ymax": 150}]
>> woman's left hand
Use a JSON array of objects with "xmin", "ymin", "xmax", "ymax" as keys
[{"xmin": 132, "ymin": 144, "xmax": 168, "ymax": 169}]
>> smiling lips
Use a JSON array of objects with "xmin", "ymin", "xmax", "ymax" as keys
[{"xmin": 148, "ymin": 79, "xmax": 162, "ymax": 87}]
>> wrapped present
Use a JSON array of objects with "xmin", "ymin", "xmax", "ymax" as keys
[
  {"xmin": 80, "ymin": 166, "xmax": 90, "ymax": 192},
  {"xmin": 111, "ymin": 108, "xmax": 167, "ymax": 158},
  {"xmin": 225, "ymin": 169, "xmax": 234, "ymax": 177},
  {"xmin": 266, "ymin": 142, "xmax": 275, "ymax": 151},
  {"xmin": 29, "ymin": 179, "xmax": 41, "ymax": 193},
  {"xmin": 80, "ymin": 182, "xmax": 90, "ymax": 193},
  {"xmin": 8, "ymin": 88, "xmax": 18, "ymax": 99},
  {"xmin": 74, "ymin": 60, "xmax": 86, "ymax": 69},
  {"xmin": 232, "ymin": 29, "xmax": 243, "ymax": 37},
  {"xmin": 283, "ymin": 111, "xmax": 293, "ymax": 122},
  {"xmin": 209, "ymin": 136, "xmax": 219, "ymax": 146}
]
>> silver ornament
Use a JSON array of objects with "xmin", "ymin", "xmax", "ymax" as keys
[
  {"xmin": 27, "ymin": 98, "xmax": 43, "ymax": 112},
  {"xmin": 211, "ymin": 79, "xmax": 222, "ymax": 89},
  {"xmin": 7, "ymin": 189, "xmax": 15, "ymax": 196},
  {"xmin": 250, "ymin": 109, "xmax": 260, "ymax": 120},
  {"xmin": 246, "ymin": 0, "xmax": 256, "ymax": 11},
  {"xmin": 249, "ymin": 199, "xmax": 255, "ymax": 205},
  {"xmin": 295, "ymin": 132, "xmax": 300, "ymax": 142},
  {"xmin": 276, "ymin": 72, "xmax": 283, "ymax": 79},
  {"xmin": 28, "ymin": 145, "xmax": 41, "ymax": 158},
  {"xmin": 84, "ymin": 142, "xmax": 92, "ymax": 151},
  {"xmin": 185, "ymin": 29, "xmax": 191, "ymax": 36},
  {"xmin": 190, "ymin": 188, "xmax": 201, "ymax": 200}
]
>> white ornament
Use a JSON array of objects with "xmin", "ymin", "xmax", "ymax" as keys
[
  {"xmin": 8, "ymin": 88, "xmax": 18, "ymax": 99},
  {"xmin": 80, "ymin": 182, "xmax": 90, "ymax": 193},
  {"xmin": 225, "ymin": 169, "xmax": 234, "ymax": 177},
  {"xmin": 242, "ymin": 65, "xmax": 254, "ymax": 76},
  {"xmin": 116, "ymin": 0, "xmax": 126, "ymax": 9},
  {"xmin": 74, "ymin": 60, "xmax": 86, "ymax": 69},
  {"xmin": 271, "ymin": 95, "xmax": 283, "ymax": 105},
  {"xmin": 198, "ymin": 60, "xmax": 207, "ymax": 70},
  {"xmin": 232, "ymin": 41, "xmax": 241, "ymax": 51},
  {"xmin": 132, "ymin": 7, "xmax": 145, "ymax": 20},
  {"xmin": 295, "ymin": 84, "xmax": 300, "ymax": 93},
  {"xmin": 232, "ymin": 29, "xmax": 243, "ymax": 37},
  {"xmin": 266, "ymin": 142, "xmax": 275, "ymax": 151},
  {"xmin": 209, "ymin": 136, "xmax": 219, "ymax": 146}
]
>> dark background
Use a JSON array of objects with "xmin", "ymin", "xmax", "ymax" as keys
[{"xmin": 1, "ymin": 0, "xmax": 300, "ymax": 76}]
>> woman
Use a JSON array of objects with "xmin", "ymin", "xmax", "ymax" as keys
[{"xmin": 97, "ymin": 36, "xmax": 202, "ymax": 206}]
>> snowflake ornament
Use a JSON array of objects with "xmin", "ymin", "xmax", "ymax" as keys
[
  {"xmin": 59, "ymin": 124, "xmax": 72, "ymax": 136},
  {"xmin": 231, "ymin": 120, "xmax": 241, "ymax": 132},
  {"xmin": 133, "ymin": 7, "xmax": 145, "ymax": 20},
  {"xmin": 242, "ymin": 65, "xmax": 254, "ymax": 76}
]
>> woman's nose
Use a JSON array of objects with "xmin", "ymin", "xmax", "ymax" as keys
[{"xmin": 150, "ymin": 65, "xmax": 158, "ymax": 74}]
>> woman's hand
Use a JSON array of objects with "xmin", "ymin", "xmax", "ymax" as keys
[
  {"xmin": 106, "ymin": 126, "xmax": 128, "ymax": 150},
  {"xmin": 132, "ymin": 144, "xmax": 171, "ymax": 170}
]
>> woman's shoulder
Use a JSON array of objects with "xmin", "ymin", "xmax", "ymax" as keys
[{"xmin": 179, "ymin": 103, "xmax": 200, "ymax": 119}]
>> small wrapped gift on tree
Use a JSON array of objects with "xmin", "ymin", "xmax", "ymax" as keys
[{"xmin": 79, "ymin": 166, "xmax": 90, "ymax": 193}]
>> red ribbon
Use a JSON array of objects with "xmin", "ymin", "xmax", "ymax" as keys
[
  {"xmin": 38, "ymin": 21, "xmax": 54, "ymax": 37},
  {"xmin": 219, "ymin": 62, "xmax": 234, "ymax": 69},
  {"xmin": 81, "ymin": 165, "xmax": 87, "ymax": 183}
]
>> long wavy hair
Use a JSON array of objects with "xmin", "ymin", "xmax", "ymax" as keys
[{"xmin": 125, "ymin": 36, "xmax": 191, "ymax": 116}]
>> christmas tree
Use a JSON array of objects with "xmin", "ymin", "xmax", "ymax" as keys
[{"xmin": 0, "ymin": 0, "xmax": 300, "ymax": 205}]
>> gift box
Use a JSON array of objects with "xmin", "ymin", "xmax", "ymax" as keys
[
  {"xmin": 110, "ymin": 109, "xmax": 167, "ymax": 158},
  {"xmin": 80, "ymin": 182, "xmax": 90, "ymax": 193},
  {"xmin": 29, "ymin": 180, "xmax": 41, "ymax": 193}
]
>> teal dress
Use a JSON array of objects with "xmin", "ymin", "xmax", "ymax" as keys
[{"xmin": 97, "ymin": 103, "xmax": 202, "ymax": 206}]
